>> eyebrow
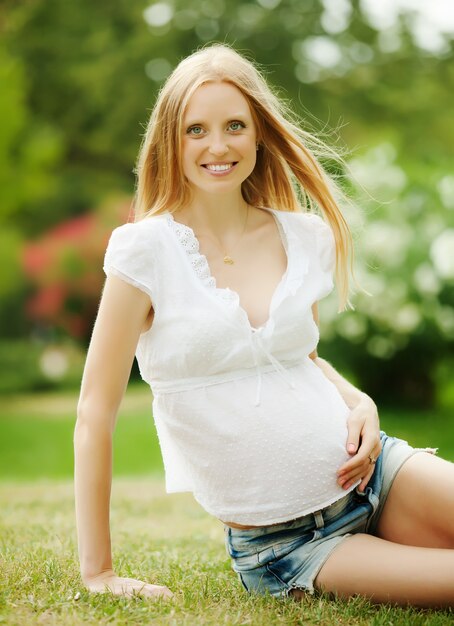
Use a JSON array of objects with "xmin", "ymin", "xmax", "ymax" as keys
[{"xmin": 183, "ymin": 113, "xmax": 250, "ymax": 126}]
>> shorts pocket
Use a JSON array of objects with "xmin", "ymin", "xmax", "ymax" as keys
[
  {"xmin": 238, "ymin": 565, "xmax": 287, "ymax": 597},
  {"xmin": 272, "ymin": 530, "xmax": 318, "ymax": 560},
  {"xmin": 266, "ymin": 550, "xmax": 303, "ymax": 588}
]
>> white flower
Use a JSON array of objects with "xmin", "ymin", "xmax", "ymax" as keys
[
  {"xmin": 430, "ymin": 229, "xmax": 454, "ymax": 279},
  {"xmin": 393, "ymin": 303, "xmax": 422, "ymax": 333},
  {"xmin": 358, "ymin": 272, "xmax": 387, "ymax": 296},
  {"xmin": 413, "ymin": 263, "xmax": 441, "ymax": 295},
  {"xmin": 301, "ymin": 36, "xmax": 342, "ymax": 68},
  {"xmin": 337, "ymin": 314, "xmax": 368, "ymax": 341},
  {"xmin": 143, "ymin": 3, "xmax": 173, "ymax": 27},
  {"xmin": 349, "ymin": 143, "xmax": 407, "ymax": 194},
  {"xmin": 362, "ymin": 221, "xmax": 411, "ymax": 267},
  {"xmin": 387, "ymin": 279, "xmax": 408, "ymax": 302},
  {"xmin": 435, "ymin": 306, "xmax": 454, "ymax": 338},
  {"xmin": 437, "ymin": 175, "xmax": 454, "ymax": 209},
  {"xmin": 366, "ymin": 335, "xmax": 396, "ymax": 359},
  {"xmin": 39, "ymin": 347, "xmax": 69, "ymax": 379}
]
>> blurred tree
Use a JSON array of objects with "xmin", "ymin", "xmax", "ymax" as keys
[
  {"xmin": 0, "ymin": 40, "xmax": 64, "ymax": 233},
  {"xmin": 3, "ymin": 0, "xmax": 452, "ymax": 221},
  {"xmin": 0, "ymin": 0, "xmax": 453, "ymax": 404}
]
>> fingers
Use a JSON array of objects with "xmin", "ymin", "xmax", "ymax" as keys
[
  {"xmin": 88, "ymin": 577, "xmax": 175, "ymax": 600},
  {"xmin": 358, "ymin": 466, "xmax": 375, "ymax": 492},
  {"xmin": 345, "ymin": 395, "xmax": 380, "ymax": 458},
  {"xmin": 116, "ymin": 583, "xmax": 174, "ymax": 599},
  {"xmin": 337, "ymin": 438, "xmax": 382, "ymax": 491},
  {"xmin": 338, "ymin": 463, "xmax": 374, "ymax": 492},
  {"xmin": 345, "ymin": 412, "xmax": 362, "ymax": 455},
  {"xmin": 339, "ymin": 435, "xmax": 381, "ymax": 474},
  {"xmin": 120, "ymin": 584, "xmax": 174, "ymax": 600},
  {"xmin": 140, "ymin": 584, "xmax": 175, "ymax": 600}
]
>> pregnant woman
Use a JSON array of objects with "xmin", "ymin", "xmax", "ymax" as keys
[{"xmin": 74, "ymin": 43, "xmax": 454, "ymax": 607}]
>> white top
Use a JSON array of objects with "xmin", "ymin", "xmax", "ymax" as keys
[{"xmin": 103, "ymin": 207, "xmax": 357, "ymax": 525}]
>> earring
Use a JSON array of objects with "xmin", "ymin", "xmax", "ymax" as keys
[{"xmin": 256, "ymin": 143, "xmax": 260, "ymax": 151}]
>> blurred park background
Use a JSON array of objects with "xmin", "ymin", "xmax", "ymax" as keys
[{"xmin": 1, "ymin": 0, "xmax": 453, "ymax": 481}]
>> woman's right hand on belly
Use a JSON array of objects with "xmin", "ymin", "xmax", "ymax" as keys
[{"xmin": 84, "ymin": 570, "xmax": 175, "ymax": 600}]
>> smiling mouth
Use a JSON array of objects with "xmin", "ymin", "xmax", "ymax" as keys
[{"xmin": 202, "ymin": 162, "xmax": 238, "ymax": 172}]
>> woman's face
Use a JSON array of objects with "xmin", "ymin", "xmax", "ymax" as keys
[{"xmin": 181, "ymin": 81, "xmax": 258, "ymax": 196}]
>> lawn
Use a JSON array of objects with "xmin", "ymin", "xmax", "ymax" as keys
[
  {"xmin": 0, "ymin": 386, "xmax": 453, "ymax": 624},
  {"xmin": 0, "ymin": 386, "xmax": 163, "ymax": 480},
  {"xmin": 1, "ymin": 478, "xmax": 453, "ymax": 625}
]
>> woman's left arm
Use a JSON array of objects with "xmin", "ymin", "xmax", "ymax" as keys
[{"xmin": 310, "ymin": 304, "xmax": 382, "ymax": 492}]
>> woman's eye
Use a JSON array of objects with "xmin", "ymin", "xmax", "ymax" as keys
[
  {"xmin": 186, "ymin": 122, "xmax": 245, "ymax": 135},
  {"xmin": 187, "ymin": 126, "xmax": 204, "ymax": 136}
]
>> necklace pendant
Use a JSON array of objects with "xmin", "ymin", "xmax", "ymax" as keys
[{"xmin": 223, "ymin": 255, "xmax": 234, "ymax": 265}]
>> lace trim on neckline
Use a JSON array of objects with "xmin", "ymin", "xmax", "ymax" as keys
[
  {"xmin": 164, "ymin": 208, "xmax": 310, "ymax": 308},
  {"xmin": 165, "ymin": 212, "xmax": 236, "ymax": 302}
]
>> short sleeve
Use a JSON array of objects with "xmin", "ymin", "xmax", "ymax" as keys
[
  {"xmin": 294, "ymin": 212, "xmax": 336, "ymax": 303},
  {"xmin": 304, "ymin": 213, "xmax": 336, "ymax": 279},
  {"xmin": 103, "ymin": 222, "xmax": 155, "ymax": 301}
]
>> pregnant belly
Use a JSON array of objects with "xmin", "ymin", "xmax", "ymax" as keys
[
  {"xmin": 160, "ymin": 361, "xmax": 354, "ymax": 524},
  {"xmin": 217, "ymin": 371, "xmax": 351, "ymax": 519}
]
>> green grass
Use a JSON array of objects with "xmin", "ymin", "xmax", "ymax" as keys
[
  {"xmin": 0, "ymin": 386, "xmax": 164, "ymax": 480},
  {"xmin": 0, "ymin": 388, "xmax": 453, "ymax": 623},
  {"xmin": 1, "ymin": 478, "xmax": 453, "ymax": 625},
  {"xmin": 379, "ymin": 407, "xmax": 454, "ymax": 461}
]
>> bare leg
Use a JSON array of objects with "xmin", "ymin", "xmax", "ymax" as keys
[
  {"xmin": 375, "ymin": 452, "xmax": 454, "ymax": 548},
  {"xmin": 295, "ymin": 452, "xmax": 454, "ymax": 607},
  {"xmin": 312, "ymin": 533, "xmax": 454, "ymax": 607}
]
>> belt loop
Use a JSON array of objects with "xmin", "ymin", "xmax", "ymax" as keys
[{"xmin": 313, "ymin": 510, "xmax": 324, "ymax": 529}]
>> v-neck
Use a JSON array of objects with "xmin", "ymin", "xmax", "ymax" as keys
[{"xmin": 165, "ymin": 207, "xmax": 291, "ymax": 333}]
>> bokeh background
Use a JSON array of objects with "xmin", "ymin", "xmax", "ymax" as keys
[{"xmin": 1, "ymin": 0, "xmax": 453, "ymax": 480}]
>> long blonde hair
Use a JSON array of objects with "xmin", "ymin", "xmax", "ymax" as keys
[{"xmin": 134, "ymin": 43, "xmax": 357, "ymax": 311}]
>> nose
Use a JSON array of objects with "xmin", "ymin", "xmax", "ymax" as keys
[{"xmin": 208, "ymin": 132, "xmax": 229, "ymax": 156}]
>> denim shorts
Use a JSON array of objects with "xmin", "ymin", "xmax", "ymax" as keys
[{"xmin": 224, "ymin": 431, "xmax": 437, "ymax": 598}]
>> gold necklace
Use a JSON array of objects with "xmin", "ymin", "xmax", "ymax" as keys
[{"xmin": 219, "ymin": 205, "xmax": 249, "ymax": 265}]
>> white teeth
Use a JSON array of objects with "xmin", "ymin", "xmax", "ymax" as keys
[{"xmin": 205, "ymin": 163, "xmax": 233, "ymax": 171}]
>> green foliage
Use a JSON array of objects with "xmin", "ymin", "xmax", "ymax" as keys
[
  {"xmin": 4, "ymin": 0, "xmax": 451, "ymax": 235},
  {"xmin": 318, "ymin": 140, "xmax": 454, "ymax": 407},
  {"xmin": 0, "ymin": 340, "xmax": 85, "ymax": 394},
  {"xmin": 0, "ymin": 0, "xmax": 453, "ymax": 404},
  {"xmin": 2, "ymin": 0, "xmax": 148, "ymax": 232},
  {"xmin": 0, "ymin": 41, "xmax": 64, "ymax": 232},
  {"xmin": 0, "ymin": 228, "xmax": 25, "ymax": 298},
  {"xmin": 0, "ymin": 340, "xmax": 53, "ymax": 394},
  {"xmin": 0, "ymin": 386, "xmax": 164, "ymax": 479}
]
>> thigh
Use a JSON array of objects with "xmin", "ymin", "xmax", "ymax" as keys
[
  {"xmin": 375, "ymin": 451, "xmax": 454, "ymax": 548},
  {"xmin": 310, "ymin": 533, "xmax": 454, "ymax": 607}
]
